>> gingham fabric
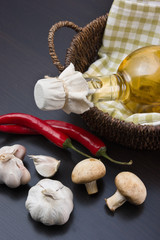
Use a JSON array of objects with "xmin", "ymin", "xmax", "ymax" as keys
[{"xmin": 84, "ymin": 0, "xmax": 160, "ymax": 125}]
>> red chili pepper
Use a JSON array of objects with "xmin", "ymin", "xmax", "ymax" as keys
[
  {"xmin": 0, "ymin": 117, "xmax": 132, "ymax": 165},
  {"xmin": 0, "ymin": 124, "xmax": 35, "ymax": 135},
  {"xmin": 0, "ymin": 113, "xmax": 90, "ymax": 158}
]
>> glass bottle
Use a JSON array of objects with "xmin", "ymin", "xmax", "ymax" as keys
[{"xmin": 87, "ymin": 45, "xmax": 160, "ymax": 113}]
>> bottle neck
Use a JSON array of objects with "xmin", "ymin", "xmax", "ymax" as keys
[{"xmin": 87, "ymin": 74, "xmax": 125, "ymax": 104}]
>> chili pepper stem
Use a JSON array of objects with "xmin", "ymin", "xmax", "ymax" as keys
[
  {"xmin": 101, "ymin": 152, "xmax": 133, "ymax": 165},
  {"xmin": 63, "ymin": 138, "xmax": 92, "ymax": 158},
  {"xmin": 96, "ymin": 147, "xmax": 133, "ymax": 165},
  {"xmin": 70, "ymin": 144, "xmax": 92, "ymax": 158}
]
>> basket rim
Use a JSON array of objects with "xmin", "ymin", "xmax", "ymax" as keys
[{"xmin": 49, "ymin": 14, "xmax": 160, "ymax": 149}]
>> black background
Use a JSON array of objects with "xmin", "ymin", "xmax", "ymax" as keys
[{"xmin": 0, "ymin": 1, "xmax": 159, "ymax": 240}]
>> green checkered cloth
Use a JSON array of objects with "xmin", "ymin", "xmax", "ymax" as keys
[{"xmin": 84, "ymin": 0, "xmax": 160, "ymax": 126}]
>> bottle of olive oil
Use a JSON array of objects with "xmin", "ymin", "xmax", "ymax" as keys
[{"xmin": 88, "ymin": 45, "xmax": 160, "ymax": 113}]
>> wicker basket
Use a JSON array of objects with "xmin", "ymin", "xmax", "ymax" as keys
[{"xmin": 48, "ymin": 14, "xmax": 160, "ymax": 150}]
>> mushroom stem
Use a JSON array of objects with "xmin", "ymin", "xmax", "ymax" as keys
[
  {"xmin": 105, "ymin": 190, "xmax": 126, "ymax": 211},
  {"xmin": 85, "ymin": 180, "xmax": 98, "ymax": 195}
]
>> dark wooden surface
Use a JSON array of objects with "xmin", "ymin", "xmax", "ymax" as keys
[{"xmin": 0, "ymin": 1, "xmax": 159, "ymax": 239}]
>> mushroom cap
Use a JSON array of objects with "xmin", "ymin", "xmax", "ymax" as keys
[
  {"xmin": 115, "ymin": 171, "xmax": 147, "ymax": 205},
  {"xmin": 71, "ymin": 158, "xmax": 106, "ymax": 184}
]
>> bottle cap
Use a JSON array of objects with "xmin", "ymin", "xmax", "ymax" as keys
[
  {"xmin": 34, "ymin": 63, "xmax": 93, "ymax": 114},
  {"xmin": 34, "ymin": 78, "xmax": 65, "ymax": 110}
]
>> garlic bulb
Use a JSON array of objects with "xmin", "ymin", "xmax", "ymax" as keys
[
  {"xmin": 25, "ymin": 179, "xmax": 74, "ymax": 225},
  {"xmin": 0, "ymin": 153, "xmax": 31, "ymax": 188},
  {"xmin": 28, "ymin": 155, "xmax": 61, "ymax": 177}
]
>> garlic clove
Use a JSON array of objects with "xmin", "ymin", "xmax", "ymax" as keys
[
  {"xmin": 16, "ymin": 161, "xmax": 31, "ymax": 185},
  {"xmin": 28, "ymin": 155, "xmax": 61, "ymax": 177},
  {"xmin": 21, "ymin": 169, "xmax": 31, "ymax": 185},
  {"xmin": 13, "ymin": 144, "xmax": 26, "ymax": 160},
  {"xmin": 5, "ymin": 172, "xmax": 21, "ymax": 188}
]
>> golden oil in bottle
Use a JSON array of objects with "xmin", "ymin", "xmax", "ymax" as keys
[{"xmin": 88, "ymin": 45, "xmax": 160, "ymax": 113}]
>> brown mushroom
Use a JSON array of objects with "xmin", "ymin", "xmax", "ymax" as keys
[
  {"xmin": 105, "ymin": 171, "xmax": 147, "ymax": 211},
  {"xmin": 71, "ymin": 158, "xmax": 106, "ymax": 195}
]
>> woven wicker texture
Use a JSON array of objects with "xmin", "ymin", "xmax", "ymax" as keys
[{"xmin": 48, "ymin": 14, "xmax": 160, "ymax": 150}]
